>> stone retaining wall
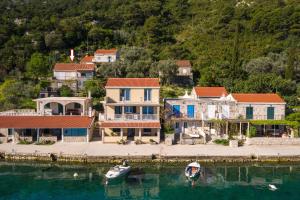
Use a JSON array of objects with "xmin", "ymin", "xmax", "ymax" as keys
[
  {"xmin": 39, "ymin": 136, "xmax": 57, "ymax": 142},
  {"xmin": 0, "ymin": 137, "xmax": 7, "ymax": 143},
  {"xmin": 246, "ymin": 137, "xmax": 300, "ymax": 145},
  {"xmin": 18, "ymin": 136, "xmax": 33, "ymax": 142},
  {"xmin": 3, "ymin": 151, "xmax": 300, "ymax": 163},
  {"xmin": 64, "ymin": 136, "xmax": 87, "ymax": 142}
]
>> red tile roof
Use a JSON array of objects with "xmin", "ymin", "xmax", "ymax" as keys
[
  {"xmin": 80, "ymin": 55, "xmax": 94, "ymax": 63},
  {"xmin": 194, "ymin": 87, "xmax": 228, "ymax": 97},
  {"xmin": 100, "ymin": 122, "xmax": 160, "ymax": 128},
  {"xmin": 176, "ymin": 60, "xmax": 191, "ymax": 68},
  {"xmin": 95, "ymin": 48, "xmax": 118, "ymax": 54},
  {"xmin": 0, "ymin": 116, "xmax": 94, "ymax": 129},
  {"xmin": 232, "ymin": 93, "xmax": 285, "ymax": 103},
  {"xmin": 54, "ymin": 63, "xmax": 95, "ymax": 72},
  {"xmin": 106, "ymin": 78, "xmax": 160, "ymax": 87}
]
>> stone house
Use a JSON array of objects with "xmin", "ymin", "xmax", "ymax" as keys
[
  {"xmin": 99, "ymin": 78, "xmax": 161, "ymax": 144},
  {"xmin": 52, "ymin": 63, "xmax": 95, "ymax": 90},
  {"xmin": 164, "ymin": 87, "xmax": 287, "ymax": 143},
  {"xmin": 92, "ymin": 48, "xmax": 119, "ymax": 63}
]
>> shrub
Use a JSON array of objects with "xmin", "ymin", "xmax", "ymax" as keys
[
  {"xmin": 35, "ymin": 140, "xmax": 55, "ymax": 145},
  {"xmin": 213, "ymin": 139, "xmax": 229, "ymax": 146},
  {"xmin": 238, "ymin": 139, "xmax": 244, "ymax": 146},
  {"xmin": 163, "ymin": 122, "xmax": 174, "ymax": 135},
  {"xmin": 135, "ymin": 139, "xmax": 144, "ymax": 145},
  {"xmin": 149, "ymin": 139, "xmax": 158, "ymax": 144},
  {"xmin": 247, "ymin": 126, "xmax": 257, "ymax": 138},
  {"xmin": 18, "ymin": 139, "xmax": 33, "ymax": 145},
  {"xmin": 117, "ymin": 139, "xmax": 127, "ymax": 145}
]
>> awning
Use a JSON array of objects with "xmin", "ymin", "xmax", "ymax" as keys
[
  {"xmin": 0, "ymin": 116, "xmax": 94, "ymax": 129},
  {"xmin": 100, "ymin": 122, "xmax": 160, "ymax": 128}
]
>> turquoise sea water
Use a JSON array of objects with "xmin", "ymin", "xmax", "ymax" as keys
[{"xmin": 0, "ymin": 162, "xmax": 300, "ymax": 200}]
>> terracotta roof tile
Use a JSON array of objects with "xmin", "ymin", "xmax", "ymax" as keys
[
  {"xmin": 0, "ymin": 116, "xmax": 94, "ymax": 129},
  {"xmin": 176, "ymin": 60, "xmax": 191, "ymax": 68},
  {"xmin": 54, "ymin": 63, "xmax": 95, "ymax": 71},
  {"xmin": 232, "ymin": 93, "xmax": 285, "ymax": 103},
  {"xmin": 194, "ymin": 87, "xmax": 228, "ymax": 97},
  {"xmin": 100, "ymin": 122, "xmax": 160, "ymax": 128},
  {"xmin": 95, "ymin": 48, "xmax": 118, "ymax": 54},
  {"xmin": 106, "ymin": 78, "xmax": 160, "ymax": 87},
  {"xmin": 80, "ymin": 55, "xmax": 94, "ymax": 63}
]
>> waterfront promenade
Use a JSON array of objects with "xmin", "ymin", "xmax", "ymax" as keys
[{"xmin": 1, "ymin": 142, "xmax": 300, "ymax": 157}]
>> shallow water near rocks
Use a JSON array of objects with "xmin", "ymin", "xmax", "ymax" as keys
[{"xmin": 0, "ymin": 161, "xmax": 300, "ymax": 200}]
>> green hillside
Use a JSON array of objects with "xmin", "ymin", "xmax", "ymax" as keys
[{"xmin": 0, "ymin": 0, "xmax": 299, "ymax": 110}]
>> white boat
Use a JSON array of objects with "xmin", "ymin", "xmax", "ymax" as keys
[
  {"xmin": 105, "ymin": 163, "xmax": 131, "ymax": 180},
  {"xmin": 185, "ymin": 162, "xmax": 201, "ymax": 179}
]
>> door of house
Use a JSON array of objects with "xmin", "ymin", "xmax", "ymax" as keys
[
  {"xmin": 127, "ymin": 128, "xmax": 135, "ymax": 141},
  {"xmin": 187, "ymin": 105, "xmax": 195, "ymax": 118}
]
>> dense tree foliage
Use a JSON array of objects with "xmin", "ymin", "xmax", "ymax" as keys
[{"xmin": 0, "ymin": 0, "xmax": 299, "ymax": 110}]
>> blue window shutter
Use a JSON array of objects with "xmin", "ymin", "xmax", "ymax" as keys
[
  {"xmin": 149, "ymin": 106, "xmax": 154, "ymax": 114},
  {"xmin": 172, "ymin": 105, "xmax": 180, "ymax": 116},
  {"xmin": 187, "ymin": 105, "xmax": 195, "ymax": 118},
  {"xmin": 267, "ymin": 107, "xmax": 274, "ymax": 119},
  {"xmin": 246, "ymin": 107, "xmax": 253, "ymax": 119}
]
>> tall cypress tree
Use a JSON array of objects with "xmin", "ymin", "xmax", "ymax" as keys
[{"xmin": 285, "ymin": 48, "xmax": 296, "ymax": 80}]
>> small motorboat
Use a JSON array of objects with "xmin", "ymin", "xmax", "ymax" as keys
[
  {"xmin": 185, "ymin": 162, "xmax": 201, "ymax": 180},
  {"xmin": 105, "ymin": 161, "xmax": 131, "ymax": 180},
  {"xmin": 269, "ymin": 184, "xmax": 278, "ymax": 191}
]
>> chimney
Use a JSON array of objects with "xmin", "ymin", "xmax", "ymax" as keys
[{"xmin": 88, "ymin": 91, "xmax": 91, "ymax": 98}]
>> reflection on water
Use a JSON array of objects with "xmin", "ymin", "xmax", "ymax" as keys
[{"xmin": 0, "ymin": 162, "xmax": 300, "ymax": 200}]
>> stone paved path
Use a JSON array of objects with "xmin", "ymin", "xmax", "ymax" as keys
[{"xmin": 0, "ymin": 142, "xmax": 300, "ymax": 157}]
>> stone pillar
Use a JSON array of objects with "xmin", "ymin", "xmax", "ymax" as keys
[
  {"xmin": 12, "ymin": 128, "xmax": 15, "ymax": 144},
  {"xmin": 122, "ymin": 106, "xmax": 125, "ymax": 120},
  {"xmin": 157, "ymin": 129, "xmax": 160, "ymax": 143},
  {"xmin": 226, "ymin": 121, "xmax": 229, "ymax": 135},
  {"xmin": 86, "ymin": 128, "xmax": 89, "ymax": 143},
  {"xmin": 139, "ymin": 128, "xmax": 142, "ymax": 139},
  {"xmin": 247, "ymin": 122, "xmax": 250, "ymax": 135},
  {"xmin": 82, "ymin": 102, "xmax": 85, "ymax": 116},
  {"xmin": 239, "ymin": 122, "xmax": 242, "ymax": 137},
  {"xmin": 37, "ymin": 128, "xmax": 40, "ymax": 143},
  {"xmin": 101, "ymin": 129, "xmax": 104, "ymax": 143},
  {"xmin": 121, "ymin": 128, "xmax": 124, "ymax": 139},
  {"xmin": 63, "ymin": 105, "xmax": 66, "ymax": 115},
  {"xmin": 61, "ymin": 128, "xmax": 64, "ymax": 142},
  {"xmin": 140, "ymin": 106, "xmax": 143, "ymax": 120}
]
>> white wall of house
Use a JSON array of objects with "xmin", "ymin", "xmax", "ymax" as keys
[
  {"xmin": 236, "ymin": 103, "xmax": 286, "ymax": 120},
  {"xmin": 92, "ymin": 54, "xmax": 118, "ymax": 63},
  {"xmin": 54, "ymin": 71, "xmax": 77, "ymax": 80},
  {"xmin": 177, "ymin": 67, "xmax": 192, "ymax": 76}
]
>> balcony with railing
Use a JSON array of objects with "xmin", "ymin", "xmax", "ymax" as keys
[
  {"xmin": 248, "ymin": 115, "xmax": 285, "ymax": 120},
  {"xmin": 0, "ymin": 109, "xmax": 39, "ymax": 116},
  {"xmin": 169, "ymin": 113, "xmax": 202, "ymax": 120},
  {"xmin": 113, "ymin": 114, "xmax": 159, "ymax": 121}
]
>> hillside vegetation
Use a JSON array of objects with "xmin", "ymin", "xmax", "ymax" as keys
[{"xmin": 0, "ymin": 0, "xmax": 299, "ymax": 110}]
